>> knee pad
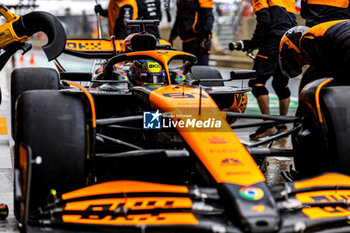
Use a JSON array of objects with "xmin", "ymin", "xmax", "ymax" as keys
[
  {"xmin": 274, "ymin": 86, "xmax": 291, "ymax": 100},
  {"xmin": 251, "ymin": 85, "xmax": 268, "ymax": 98}
]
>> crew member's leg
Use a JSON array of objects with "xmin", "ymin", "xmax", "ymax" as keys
[
  {"xmin": 183, "ymin": 39, "xmax": 209, "ymax": 65},
  {"xmin": 249, "ymin": 37, "xmax": 281, "ymax": 139},
  {"xmin": 249, "ymin": 78, "xmax": 270, "ymax": 114},
  {"xmin": 272, "ymin": 67, "xmax": 290, "ymax": 116},
  {"xmin": 249, "ymin": 73, "xmax": 277, "ymax": 139},
  {"xmin": 272, "ymin": 66, "xmax": 291, "ymax": 135}
]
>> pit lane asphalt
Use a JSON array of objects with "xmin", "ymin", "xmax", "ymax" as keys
[{"xmin": 0, "ymin": 50, "xmax": 301, "ymax": 232}]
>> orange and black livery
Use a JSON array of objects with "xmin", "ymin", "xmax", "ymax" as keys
[
  {"xmin": 301, "ymin": 0, "xmax": 350, "ymax": 26},
  {"xmin": 12, "ymin": 19, "xmax": 350, "ymax": 233},
  {"xmin": 297, "ymin": 20, "xmax": 350, "ymax": 84}
]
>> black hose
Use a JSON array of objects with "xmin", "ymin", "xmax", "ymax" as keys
[{"xmin": 13, "ymin": 11, "xmax": 66, "ymax": 60}]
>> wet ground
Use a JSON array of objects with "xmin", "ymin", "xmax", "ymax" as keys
[
  {"xmin": 0, "ymin": 50, "xmax": 300, "ymax": 232},
  {"xmin": 0, "ymin": 57, "xmax": 17, "ymax": 232}
]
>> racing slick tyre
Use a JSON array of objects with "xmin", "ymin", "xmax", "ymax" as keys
[
  {"xmin": 14, "ymin": 90, "xmax": 87, "ymax": 219},
  {"xmin": 294, "ymin": 86, "xmax": 350, "ymax": 177},
  {"xmin": 11, "ymin": 68, "xmax": 60, "ymax": 137}
]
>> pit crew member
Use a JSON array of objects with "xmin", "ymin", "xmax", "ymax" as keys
[
  {"xmin": 238, "ymin": 0, "xmax": 297, "ymax": 140},
  {"xmin": 95, "ymin": 0, "xmax": 138, "ymax": 39},
  {"xmin": 136, "ymin": 0, "xmax": 162, "ymax": 38},
  {"xmin": 279, "ymin": 20, "xmax": 350, "ymax": 90},
  {"xmin": 301, "ymin": 0, "xmax": 350, "ymax": 27},
  {"xmin": 168, "ymin": 0, "xmax": 214, "ymax": 65}
]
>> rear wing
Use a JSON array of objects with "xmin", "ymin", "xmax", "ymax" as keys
[
  {"xmin": 64, "ymin": 39, "xmax": 123, "ymax": 59},
  {"xmin": 64, "ymin": 39, "xmax": 172, "ymax": 59}
]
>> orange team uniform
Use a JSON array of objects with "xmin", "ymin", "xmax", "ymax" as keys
[
  {"xmin": 301, "ymin": 0, "xmax": 350, "ymax": 26},
  {"xmin": 108, "ymin": 0, "xmax": 138, "ymax": 38}
]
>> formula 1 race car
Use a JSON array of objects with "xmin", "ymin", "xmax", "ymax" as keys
[{"xmin": 11, "ymin": 20, "xmax": 350, "ymax": 233}]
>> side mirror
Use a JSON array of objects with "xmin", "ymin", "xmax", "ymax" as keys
[{"xmin": 230, "ymin": 70, "xmax": 257, "ymax": 80}]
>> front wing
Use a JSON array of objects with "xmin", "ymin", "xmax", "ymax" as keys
[{"xmin": 24, "ymin": 174, "xmax": 350, "ymax": 233}]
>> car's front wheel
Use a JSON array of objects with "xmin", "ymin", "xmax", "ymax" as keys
[
  {"xmin": 11, "ymin": 68, "xmax": 60, "ymax": 137},
  {"xmin": 294, "ymin": 86, "xmax": 350, "ymax": 177},
  {"xmin": 14, "ymin": 90, "xmax": 87, "ymax": 220}
]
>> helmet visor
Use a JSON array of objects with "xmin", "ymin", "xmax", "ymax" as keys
[{"xmin": 279, "ymin": 37, "xmax": 305, "ymax": 78}]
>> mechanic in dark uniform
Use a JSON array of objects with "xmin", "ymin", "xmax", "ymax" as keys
[
  {"xmin": 301, "ymin": 0, "xmax": 350, "ymax": 27},
  {"xmin": 238, "ymin": 0, "xmax": 297, "ymax": 140},
  {"xmin": 299, "ymin": 0, "xmax": 350, "ymax": 93},
  {"xmin": 95, "ymin": 0, "xmax": 138, "ymax": 39},
  {"xmin": 136, "ymin": 0, "xmax": 162, "ymax": 38},
  {"xmin": 280, "ymin": 20, "xmax": 350, "ymax": 88},
  {"xmin": 169, "ymin": 0, "xmax": 214, "ymax": 65}
]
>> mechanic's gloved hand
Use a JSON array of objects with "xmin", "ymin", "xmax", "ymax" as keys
[
  {"xmin": 94, "ymin": 4, "xmax": 103, "ymax": 14},
  {"xmin": 200, "ymin": 38, "xmax": 212, "ymax": 54},
  {"xmin": 241, "ymin": 40, "xmax": 256, "ymax": 52},
  {"xmin": 168, "ymin": 35, "xmax": 176, "ymax": 46}
]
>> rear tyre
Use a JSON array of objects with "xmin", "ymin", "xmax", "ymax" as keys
[
  {"xmin": 294, "ymin": 86, "xmax": 350, "ymax": 177},
  {"xmin": 14, "ymin": 90, "xmax": 87, "ymax": 218},
  {"xmin": 11, "ymin": 68, "xmax": 60, "ymax": 136}
]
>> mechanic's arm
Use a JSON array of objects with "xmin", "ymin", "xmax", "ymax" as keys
[
  {"xmin": 136, "ymin": 0, "xmax": 145, "ymax": 19},
  {"xmin": 156, "ymin": 0, "xmax": 162, "ymax": 22},
  {"xmin": 300, "ymin": 0, "xmax": 308, "ymax": 20},
  {"xmin": 248, "ymin": 0, "xmax": 271, "ymax": 50},
  {"xmin": 169, "ymin": 8, "xmax": 180, "ymax": 44},
  {"xmin": 198, "ymin": 0, "xmax": 214, "ymax": 40},
  {"xmin": 95, "ymin": 4, "xmax": 108, "ymax": 17},
  {"xmin": 121, "ymin": 5, "xmax": 135, "ymax": 35}
]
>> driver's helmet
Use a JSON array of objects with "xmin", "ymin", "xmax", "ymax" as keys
[
  {"xmin": 279, "ymin": 26, "xmax": 309, "ymax": 79},
  {"xmin": 132, "ymin": 60, "xmax": 165, "ymax": 85}
]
